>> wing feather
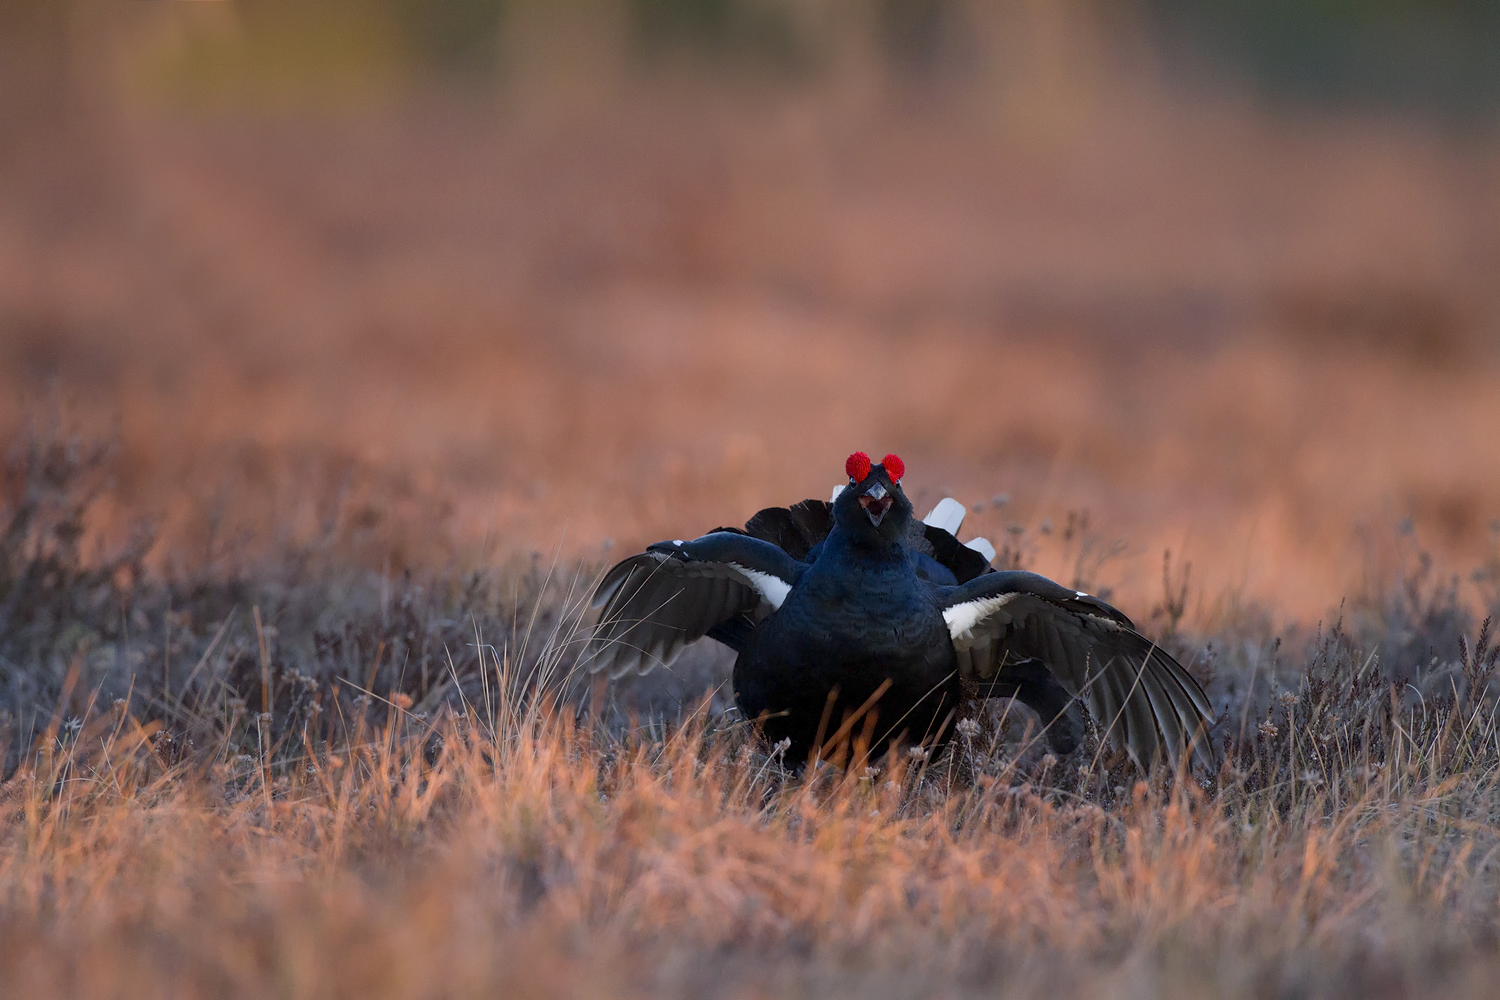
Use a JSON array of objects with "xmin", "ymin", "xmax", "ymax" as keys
[
  {"xmin": 1140, "ymin": 656, "xmax": 1187, "ymax": 768},
  {"xmin": 585, "ymin": 553, "xmax": 763, "ymax": 679},
  {"xmin": 586, "ymin": 534, "xmax": 805, "ymax": 680},
  {"xmin": 942, "ymin": 572, "xmax": 1216, "ymax": 771},
  {"xmin": 1078, "ymin": 641, "xmax": 1128, "ymax": 757}
]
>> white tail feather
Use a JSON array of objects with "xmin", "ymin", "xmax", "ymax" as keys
[
  {"xmin": 965, "ymin": 537, "xmax": 996, "ymax": 563},
  {"xmin": 923, "ymin": 497, "xmax": 965, "ymax": 535}
]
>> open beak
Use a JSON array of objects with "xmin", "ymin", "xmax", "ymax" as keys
[{"xmin": 858, "ymin": 482, "xmax": 893, "ymax": 526}]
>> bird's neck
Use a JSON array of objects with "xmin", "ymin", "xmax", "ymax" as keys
[{"xmin": 825, "ymin": 523, "xmax": 906, "ymax": 564}]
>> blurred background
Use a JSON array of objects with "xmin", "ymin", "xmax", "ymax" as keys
[{"xmin": 3, "ymin": 0, "xmax": 1500, "ymax": 620}]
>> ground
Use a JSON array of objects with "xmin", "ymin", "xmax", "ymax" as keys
[
  {"xmin": 6, "ymin": 5, "xmax": 1500, "ymax": 996},
  {"xmin": 3, "ymin": 420, "xmax": 1500, "ymax": 999}
]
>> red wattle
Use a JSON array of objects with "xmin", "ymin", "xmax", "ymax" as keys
[
  {"xmin": 881, "ymin": 453, "xmax": 904, "ymax": 482},
  {"xmin": 845, "ymin": 451, "xmax": 872, "ymax": 482}
]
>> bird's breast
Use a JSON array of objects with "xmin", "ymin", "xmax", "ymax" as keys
[{"xmin": 781, "ymin": 570, "xmax": 947, "ymax": 657}]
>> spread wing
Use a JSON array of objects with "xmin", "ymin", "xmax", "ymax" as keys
[
  {"xmin": 585, "ymin": 533, "xmax": 805, "ymax": 679},
  {"xmin": 940, "ymin": 571, "xmax": 1216, "ymax": 771}
]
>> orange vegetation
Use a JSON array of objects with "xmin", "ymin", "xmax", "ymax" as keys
[
  {"xmin": 5, "ymin": 30, "xmax": 1500, "ymax": 619},
  {"xmin": 5, "ymin": 683, "xmax": 1500, "ymax": 999},
  {"xmin": 5, "ymin": 10, "xmax": 1500, "ymax": 996}
]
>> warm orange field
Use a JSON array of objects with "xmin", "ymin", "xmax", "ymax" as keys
[
  {"xmin": 5, "ymin": 6, "xmax": 1500, "ymax": 998},
  {"xmin": 5, "ymin": 7, "xmax": 1500, "ymax": 621},
  {"xmin": 2, "ymin": 587, "xmax": 1499, "ymax": 999}
]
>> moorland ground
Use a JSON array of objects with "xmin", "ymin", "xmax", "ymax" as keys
[
  {"xmin": 4, "ymin": 418, "xmax": 1500, "ymax": 1000},
  {"xmin": 7, "ymin": 4, "xmax": 1500, "ymax": 997}
]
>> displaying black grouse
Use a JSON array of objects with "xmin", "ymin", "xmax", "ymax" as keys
[{"xmin": 586, "ymin": 452, "xmax": 1216, "ymax": 771}]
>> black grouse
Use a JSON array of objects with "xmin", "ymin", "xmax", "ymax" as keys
[{"xmin": 586, "ymin": 452, "xmax": 1215, "ymax": 771}]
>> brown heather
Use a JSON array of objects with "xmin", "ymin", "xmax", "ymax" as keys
[
  {"xmin": 5, "ymin": 425, "xmax": 1500, "ymax": 999},
  {"xmin": 9, "ymin": 6, "xmax": 1500, "ymax": 994}
]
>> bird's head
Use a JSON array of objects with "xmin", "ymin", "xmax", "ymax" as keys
[{"xmin": 833, "ymin": 451, "xmax": 912, "ymax": 547}]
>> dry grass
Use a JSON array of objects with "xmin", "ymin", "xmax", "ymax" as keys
[
  {"xmin": 8, "ymin": 619, "xmax": 1500, "ymax": 999},
  {"xmin": 8, "ymin": 8, "xmax": 1500, "ymax": 995},
  {"xmin": 10, "ymin": 694, "xmax": 1500, "ymax": 999},
  {"xmin": 6, "ymin": 422, "xmax": 1500, "ymax": 999}
]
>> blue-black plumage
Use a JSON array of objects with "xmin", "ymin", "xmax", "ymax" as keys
[{"xmin": 587, "ymin": 455, "xmax": 1216, "ymax": 772}]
